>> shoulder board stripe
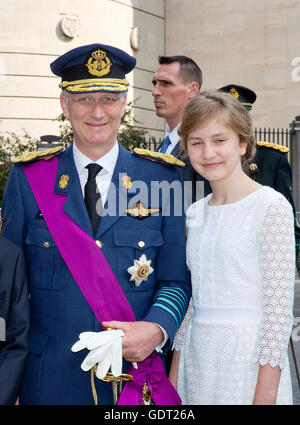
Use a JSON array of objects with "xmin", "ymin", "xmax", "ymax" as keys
[
  {"xmin": 133, "ymin": 148, "xmax": 186, "ymax": 168},
  {"xmin": 256, "ymin": 141, "xmax": 289, "ymax": 153}
]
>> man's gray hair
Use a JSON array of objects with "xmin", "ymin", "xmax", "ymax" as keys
[
  {"xmin": 60, "ymin": 90, "xmax": 126, "ymax": 103},
  {"xmin": 60, "ymin": 89, "xmax": 70, "ymax": 103}
]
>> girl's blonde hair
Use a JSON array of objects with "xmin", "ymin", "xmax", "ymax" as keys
[{"xmin": 178, "ymin": 90, "xmax": 256, "ymax": 165}]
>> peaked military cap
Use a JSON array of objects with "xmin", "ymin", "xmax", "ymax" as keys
[
  {"xmin": 218, "ymin": 84, "xmax": 257, "ymax": 111},
  {"xmin": 50, "ymin": 43, "xmax": 136, "ymax": 93}
]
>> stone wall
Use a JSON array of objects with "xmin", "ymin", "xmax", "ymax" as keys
[
  {"xmin": 165, "ymin": 0, "xmax": 300, "ymax": 130},
  {"xmin": 0, "ymin": 0, "xmax": 165, "ymax": 140},
  {"xmin": 2, "ymin": 1, "xmax": 300, "ymax": 141}
]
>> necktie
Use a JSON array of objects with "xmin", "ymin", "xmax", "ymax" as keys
[
  {"xmin": 159, "ymin": 136, "xmax": 171, "ymax": 154},
  {"xmin": 84, "ymin": 163, "xmax": 103, "ymax": 237}
]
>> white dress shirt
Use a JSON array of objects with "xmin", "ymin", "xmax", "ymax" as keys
[
  {"xmin": 73, "ymin": 141, "xmax": 119, "ymax": 206},
  {"xmin": 72, "ymin": 141, "xmax": 168, "ymax": 350},
  {"xmin": 160, "ymin": 123, "xmax": 181, "ymax": 154}
]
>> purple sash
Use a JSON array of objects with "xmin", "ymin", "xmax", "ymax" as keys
[{"xmin": 23, "ymin": 157, "xmax": 181, "ymax": 405}]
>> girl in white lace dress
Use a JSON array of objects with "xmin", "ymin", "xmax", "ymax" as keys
[{"xmin": 170, "ymin": 91, "xmax": 295, "ymax": 405}]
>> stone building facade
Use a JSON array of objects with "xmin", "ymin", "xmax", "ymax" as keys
[
  {"xmin": 1, "ymin": 0, "xmax": 300, "ymax": 141},
  {"xmin": 166, "ymin": 0, "xmax": 300, "ymax": 132}
]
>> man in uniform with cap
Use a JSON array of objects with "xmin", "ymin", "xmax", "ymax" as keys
[
  {"xmin": 220, "ymin": 84, "xmax": 300, "ymax": 383},
  {"xmin": 1, "ymin": 43, "xmax": 191, "ymax": 405},
  {"xmin": 220, "ymin": 84, "xmax": 299, "ymax": 273},
  {"xmin": 219, "ymin": 84, "xmax": 295, "ymax": 213}
]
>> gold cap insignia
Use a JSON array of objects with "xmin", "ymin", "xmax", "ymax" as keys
[
  {"xmin": 122, "ymin": 175, "xmax": 132, "ymax": 189},
  {"xmin": 59, "ymin": 174, "xmax": 69, "ymax": 189},
  {"xmin": 249, "ymin": 163, "xmax": 258, "ymax": 171},
  {"xmin": 127, "ymin": 254, "xmax": 154, "ymax": 287},
  {"xmin": 85, "ymin": 49, "xmax": 111, "ymax": 77},
  {"xmin": 0, "ymin": 216, "xmax": 6, "ymax": 234},
  {"xmin": 230, "ymin": 88, "xmax": 239, "ymax": 99},
  {"xmin": 126, "ymin": 202, "xmax": 161, "ymax": 219}
]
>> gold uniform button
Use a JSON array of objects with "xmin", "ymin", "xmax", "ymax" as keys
[
  {"xmin": 138, "ymin": 241, "xmax": 145, "ymax": 248},
  {"xmin": 95, "ymin": 240, "xmax": 103, "ymax": 248},
  {"xmin": 249, "ymin": 163, "xmax": 258, "ymax": 171},
  {"xmin": 43, "ymin": 242, "xmax": 50, "ymax": 248}
]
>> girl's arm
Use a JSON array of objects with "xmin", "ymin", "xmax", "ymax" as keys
[
  {"xmin": 255, "ymin": 195, "xmax": 295, "ymax": 404},
  {"xmin": 253, "ymin": 364, "xmax": 281, "ymax": 405},
  {"xmin": 169, "ymin": 349, "xmax": 181, "ymax": 389}
]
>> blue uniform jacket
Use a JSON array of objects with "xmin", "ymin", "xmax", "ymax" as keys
[
  {"xmin": 1, "ymin": 143, "xmax": 191, "ymax": 405},
  {"xmin": 0, "ymin": 236, "xmax": 29, "ymax": 404}
]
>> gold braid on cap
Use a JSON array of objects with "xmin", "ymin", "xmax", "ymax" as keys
[
  {"xmin": 59, "ymin": 78, "xmax": 129, "ymax": 92},
  {"xmin": 241, "ymin": 102, "xmax": 253, "ymax": 107}
]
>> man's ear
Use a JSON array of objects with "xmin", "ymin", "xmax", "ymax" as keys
[
  {"xmin": 189, "ymin": 81, "xmax": 200, "ymax": 98},
  {"xmin": 60, "ymin": 94, "xmax": 70, "ymax": 119}
]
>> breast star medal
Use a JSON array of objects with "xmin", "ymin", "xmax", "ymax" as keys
[{"xmin": 127, "ymin": 254, "xmax": 154, "ymax": 287}]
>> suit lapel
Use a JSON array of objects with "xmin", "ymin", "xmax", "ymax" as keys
[
  {"xmin": 156, "ymin": 140, "xmax": 163, "ymax": 152},
  {"xmin": 171, "ymin": 140, "xmax": 186, "ymax": 160},
  {"xmin": 54, "ymin": 145, "xmax": 93, "ymax": 237}
]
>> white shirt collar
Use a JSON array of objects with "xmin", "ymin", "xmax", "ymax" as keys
[
  {"xmin": 73, "ymin": 141, "xmax": 119, "ymax": 177},
  {"xmin": 165, "ymin": 123, "xmax": 181, "ymax": 148}
]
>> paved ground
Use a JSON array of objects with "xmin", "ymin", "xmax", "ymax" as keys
[{"xmin": 290, "ymin": 281, "xmax": 300, "ymax": 405}]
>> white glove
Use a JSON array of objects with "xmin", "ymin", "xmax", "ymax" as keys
[{"xmin": 71, "ymin": 330, "xmax": 125, "ymax": 379}]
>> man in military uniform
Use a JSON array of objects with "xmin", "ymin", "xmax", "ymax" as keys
[
  {"xmin": 1, "ymin": 44, "xmax": 191, "ymax": 405},
  {"xmin": 219, "ymin": 84, "xmax": 295, "ymax": 213},
  {"xmin": 152, "ymin": 55, "xmax": 211, "ymax": 204},
  {"xmin": 220, "ymin": 84, "xmax": 299, "ymax": 273}
]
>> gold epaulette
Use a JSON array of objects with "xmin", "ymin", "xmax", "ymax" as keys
[
  {"xmin": 256, "ymin": 141, "xmax": 289, "ymax": 153},
  {"xmin": 12, "ymin": 146, "xmax": 64, "ymax": 164},
  {"xmin": 133, "ymin": 148, "xmax": 186, "ymax": 168}
]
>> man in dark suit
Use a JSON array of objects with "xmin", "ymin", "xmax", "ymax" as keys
[
  {"xmin": 152, "ymin": 55, "xmax": 211, "ymax": 204},
  {"xmin": 0, "ymin": 235, "xmax": 29, "ymax": 404}
]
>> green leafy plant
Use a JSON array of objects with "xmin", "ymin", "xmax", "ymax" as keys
[
  {"xmin": 56, "ymin": 113, "xmax": 73, "ymax": 148},
  {"xmin": 118, "ymin": 100, "xmax": 148, "ymax": 151},
  {"xmin": 0, "ymin": 154, "xmax": 12, "ymax": 208},
  {"xmin": 0, "ymin": 130, "xmax": 37, "ymax": 156},
  {"xmin": 0, "ymin": 130, "xmax": 37, "ymax": 206}
]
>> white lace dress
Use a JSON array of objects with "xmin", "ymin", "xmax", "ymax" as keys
[{"xmin": 174, "ymin": 186, "xmax": 295, "ymax": 405}]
